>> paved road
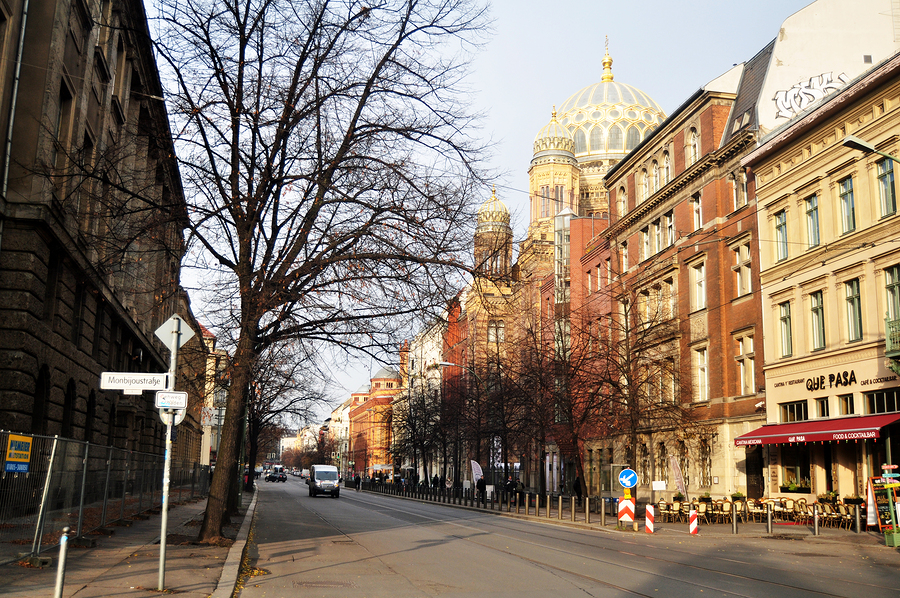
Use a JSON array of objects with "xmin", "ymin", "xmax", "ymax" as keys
[{"xmin": 244, "ymin": 479, "xmax": 900, "ymax": 598}]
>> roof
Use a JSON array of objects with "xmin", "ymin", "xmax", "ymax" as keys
[{"xmin": 721, "ymin": 39, "xmax": 775, "ymax": 146}]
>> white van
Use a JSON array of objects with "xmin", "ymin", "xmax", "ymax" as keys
[{"xmin": 307, "ymin": 464, "xmax": 340, "ymax": 498}]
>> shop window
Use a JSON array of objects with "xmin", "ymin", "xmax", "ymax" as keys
[
  {"xmin": 866, "ymin": 389, "xmax": 900, "ymax": 414},
  {"xmin": 780, "ymin": 400, "xmax": 808, "ymax": 422},
  {"xmin": 781, "ymin": 444, "xmax": 811, "ymax": 489},
  {"xmin": 839, "ymin": 393, "xmax": 855, "ymax": 415},
  {"xmin": 816, "ymin": 397, "xmax": 829, "ymax": 418}
]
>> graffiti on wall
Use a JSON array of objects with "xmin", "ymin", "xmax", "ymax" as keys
[{"xmin": 773, "ymin": 72, "xmax": 850, "ymax": 119}]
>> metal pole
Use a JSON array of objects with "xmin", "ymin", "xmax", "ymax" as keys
[
  {"xmin": 571, "ymin": 496, "xmax": 576, "ymax": 522},
  {"xmin": 732, "ymin": 505, "xmax": 738, "ymax": 534},
  {"xmin": 601, "ymin": 498, "xmax": 606, "ymax": 527},
  {"xmin": 813, "ymin": 503, "xmax": 819, "ymax": 536},
  {"xmin": 158, "ymin": 414, "xmax": 173, "ymax": 591},
  {"xmin": 52, "ymin": 527, "xmax": 70, "ymax": 598},
  {"xmin": 766, "ymin": 502, "xmax": 772, "ymax": 534},
  {"xmin": 32, "ymin": 436, "xmax": 59, "ymax": 557},
  {"xmin": 586, "ymin": 496, "xmax": 590, "ymax": 524},
  {"xmin": 854, "ymin": 504, "xmax": 861, "ymax": 533},
  {"xmin": 558, "ymin": 494, "xmax": 563, "ymax": 520},
  {"xmin": 100, "ymin": 447, "xmax": 112, "ymax": 527},
  {"xmin": 75, "ymin": 442, "xmax": 89, "ymax": 538}
]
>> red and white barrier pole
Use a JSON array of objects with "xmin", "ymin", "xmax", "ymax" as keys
[
  {"xmin": 645, "ymin": 504, "xmax": 654, "ymax": 534},
  {"xmin": 689, "ymin": 509, "xmax": 698, "ymax": 534}
]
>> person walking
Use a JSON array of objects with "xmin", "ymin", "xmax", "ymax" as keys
[
  {"xmin": 574, "ymin": 474, "xmax": 582, "ymax": 506},
  {"xmin": 476, "ymin": 475, "xmax": 486, "ymax": 505},
  {"xmin": 354, "ymin": 473, "xmax": 361, "ymax": 491}
]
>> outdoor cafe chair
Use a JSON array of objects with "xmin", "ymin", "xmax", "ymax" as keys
[
  {"xmin": 717, "ymin": 500, "xmax": 733, "ymax": 524},
  {"xmin": 697, "ymin": 500, "xmax": 710, "ymax": 524},
  {"xmin": 657, "ymin": 498, "xmax": 670, "ymax": 522},
  {"xmin": 671, "ymin": 501, "xmax": 682, "ymax": 522},
  {"xmin": 732, "ymin": 499, "xmax": 745, "ymax": 523}
]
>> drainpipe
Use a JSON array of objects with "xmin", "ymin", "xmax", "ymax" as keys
[{"xmin": 3, "ymin": 0, "xmax": 29, "ymax": 201}]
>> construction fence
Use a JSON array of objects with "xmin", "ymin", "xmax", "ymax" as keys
[{"xmin": 0, "ymin": 431, "xmax": 209, "ymax": 566}]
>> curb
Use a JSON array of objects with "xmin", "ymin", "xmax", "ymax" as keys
[{"xmin": 211, "ymin": 487, "xmax": 259, "ymax": 598}]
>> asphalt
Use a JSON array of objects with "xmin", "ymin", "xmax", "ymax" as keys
[{"xmin": 0, "ymin": 484, "xmax": 893, "ymax": 598}]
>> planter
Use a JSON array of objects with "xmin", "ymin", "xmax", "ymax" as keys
[
  {"xmin": 843, "ymin": 498, "xmax": 864, "ymax": 505},
  {"xmin": 699, "ymin": 496, "xmax": 712, "ymax": 503},
  {"xmin": 780, "ymin": 486, "xmax": 811, "ymax": 494},
  {"xmin": 885, "ymin": 532, "xmax": 900, "ymax": 547}
]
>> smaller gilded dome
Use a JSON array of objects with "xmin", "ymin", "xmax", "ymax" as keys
[
  {"xmin": 533, "ymin": 107, "xmax": 575, "ymax": 157},
  {"xmin": 477, "ymin": 186, "xmax": 511, "ymax": 231}
]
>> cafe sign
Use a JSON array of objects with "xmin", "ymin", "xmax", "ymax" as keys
[{"xmin": 770, "ymin": 361, "xmax": 898, "ymax": 398}]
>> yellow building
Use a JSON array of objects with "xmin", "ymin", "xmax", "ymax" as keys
[{"xmin": 741, "ymin": 52, "xmax": 900, "ymax": 499}]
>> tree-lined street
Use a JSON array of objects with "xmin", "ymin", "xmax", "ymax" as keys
[{"xmin": 243, "ymin": 480, "xmax": 900, "ymax": 598}]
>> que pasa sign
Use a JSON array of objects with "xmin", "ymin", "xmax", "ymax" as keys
[{"xmin": 772, "ymin": 369, "xmax": 897, "ymax": 393}]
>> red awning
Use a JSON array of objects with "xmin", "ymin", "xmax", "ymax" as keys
[{"xmin": 734, "ymin": 413, "xmax": 900, "ymax": 446}]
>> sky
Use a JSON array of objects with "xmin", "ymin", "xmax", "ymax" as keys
[{"xmin": 323, "ymin": 0, "xmax": 816, "ymax": 410}]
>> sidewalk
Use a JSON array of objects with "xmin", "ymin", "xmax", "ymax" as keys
[{"xmin": 0, "ymin": 490, "xmax": 257, "ymax": 598}]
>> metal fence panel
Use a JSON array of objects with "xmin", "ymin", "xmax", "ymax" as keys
[{"xmin": 0, "ymin": 432, "xmax": 209, "ymax": 566}]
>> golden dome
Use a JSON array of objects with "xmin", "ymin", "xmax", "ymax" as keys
[
  {"xmin": 551, "ymin": 50, "xmax": 666, "ymax": 162},
  {"xmin": 532, "ymin": 107, "xmax": 576, "ymax": 158},
  {"xmin": 477, "ymin": 186, "xmax": 511, "ymax": 231}
]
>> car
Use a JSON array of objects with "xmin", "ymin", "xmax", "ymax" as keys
[
  {"xmin": 266, "ymin": 465, "xmax": 287, "ymax": 482},
  {"xmin": 307, "ymin": 464, "xmax": 340, "ymax": 498}
]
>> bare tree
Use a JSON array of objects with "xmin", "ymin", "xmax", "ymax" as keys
[{"xmin": 147, "ymin": 0, "xmax": 489, "ymax": 541}]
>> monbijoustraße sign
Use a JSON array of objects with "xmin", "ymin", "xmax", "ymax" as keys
[{"xmin": 100, "ymin": 372, "xmax": 169, "ymax": 391}]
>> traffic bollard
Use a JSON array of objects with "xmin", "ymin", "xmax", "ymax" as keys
[
  {"xmin": 53, "ymin": 527, "xmax": 70, "ymax": 598},
  {"xmin": 766, "ymin": 502, "xmax": 772, "ymax": 534},
  {"xmin": 854, "ymin": 504, "xmax": 861, "ymax": 533},
  {"xmin": 732, "ymin": 507, "xmax": 738, "ymax": 534},
  {"xmin": 814, "ymin": 504, "xmax": 820, "ymax": 536},
  {"xmin": 585, "ymin": 496, "xmax": 591, "ymax": 524},
  {"xmin": 558, "ymin": 495, "xmax": 563, "ymax": 520}
]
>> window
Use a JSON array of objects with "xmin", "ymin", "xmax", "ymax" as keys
[
  {"xmin": 617, "ymin": 187, "xmax": 627, "ymax": 216},
  {"xmin": 735, "ymin": 334, "xmax": 755, "ymax": 395},
  {"xmin": 605, "ymin": 258, "xmax": 611, "ymax": 285},
  {"xmin": 652, "ymin": 161, "xmax": 660, "ymax": 194},
  {"xmin": 626, "ymin": 126, "xmax": 640, "ymax": 151},
  {"xmin": 775, "ymin": 210, "xmax": 788, "ymax": 261},
  {"xmin": 781, "ymin": 444, "xmax": 811, "ymax": 489},
  {"xmin": 609, "ymin": 125, "xmax": 623, "ymax": 150},
  {"xmin": 733, "ymin": 241, "xmax": 752, "ymax": 297},
  {"xmin": 540, "ymin": 185, "xmax": 550, "ymax": 218},
  {"xmin": 665, "ymin": 211, "xmax": 675, "ymax": 247},
  {"xmin": 877, "ymin": 159, "xmax": 896, "ymax": 217},
  {"xmin": 887, "ymin": 264, "xmax": 900, "ymax": 320},
  {"xmin": 816, "ymin": 397, "xmax": 829, "ymax": 418},
  {"xmin": 487, "ymin": 320, "xmax": 505, "ymax": 343},
  {"xmin": 640, "ymin": 170, "xmax": 648, "ymax": 203},
  {"xmin": 555, "ymin": 185, "xmax": 565, "ymax": 208},
  {"xmin": 780, "ymin": 400, "xmax": 808, "ymax": 422},
  {"xmin": 689, "ymin": 128, "xmax": 700, "ymax": 164},
  {"xmin": 691, "ymin": 193, "xmax": 702, "ymax": 231},
  {"xmin": 589, "ymin": 126, "xmax": 604, "ymax": 152},
  {"xmin": 779, "ymin": 301, "xmax": 793, "ymax": 357},
  {"xmin": 663, "ymin": 152, "xmax": 671, "ymax": 184},
  {"xmin": 866, "ymin": 389, "xmax": 900, "ymax": 414},
  {"xmin": 839, "ymin": 393, "xmax": 855, "ymax": 415},
  {"xmin": 653, "ymin": 219, "xmax": 662, "ymax": 254},
  {"xmin": 805, "ymin": 195, "xmax": 820, "ymax": 248},
  {"xmin": 839, "ymin": 177, "xmax": 855, "ymax": 233},
  {"xmin": 810, "ymin": 290, "xmax": 825, "ymax": 350},
  {"xmin": 640, "ymin": 227, "xmax": 650, "ymax": 261},
  {"xmin": 845, "ymin": 278, "xmax": 862, "ymax": 341},
  {"xmin": 732, "ymin": 172, "xmax": 747, "ymax": 209},
  {"xmin": 621, "ymin": 241, "xmax": 628, "ymax": 272},
  {"xmin": 574, "ymin": 129, "xmax": 586, "ymax": 153},
  {"xmin": 699, "ymin": 440, "xmax": 712, "ymax": 487},
  {"xmin": 695, "ymin": 346, "xmax": 709, "ymax": 401},
  {"xmin": 690, "ymin": 261, "xmax": 706, "ymax": 311}
]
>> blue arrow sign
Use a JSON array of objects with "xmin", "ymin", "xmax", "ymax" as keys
[{"xmin": 618, "ymin": 468, "xmax": 637, "ymax": 488}]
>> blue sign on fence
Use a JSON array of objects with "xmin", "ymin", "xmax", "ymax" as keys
[{"xmin": 4, "ymin": 462, "xmax": 28, "ymax": 473}]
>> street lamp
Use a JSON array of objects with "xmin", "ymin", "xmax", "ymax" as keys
[{"xmin": 842, "ymin": 134, "xmax": 900, "ymax": 162}]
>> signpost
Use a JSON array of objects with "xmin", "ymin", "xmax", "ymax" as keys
[{"xmin": 4, "ymin": 434, "xmax": 31, "ymax": 473}]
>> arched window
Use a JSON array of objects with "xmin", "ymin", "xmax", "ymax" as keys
[
  {"xmin": 574, "ymin": 129, "xmax": 586, "ymax": 153},
  {"xmin": 617, "ymin": 187, "xmax": 627, "ymax": 216},
  {"xmin": 625, "ymin": 126, "xmax": 641, "ymax": 151},
  {"xmin": 663, "ymin": 151, "xmax": 671, "ymax": 183},
  {"xmin": 488, "ymin": 320, "xmax": 505, "ymax": 343},
  {"xmin": 656, "ymin": 442, "xmax": 668, "ymax": 484},
  {"xmin": 689, "ymin": 128, "xmax": 700, "ymax": 164},
  {"xmin": 699, "ymin": 439, "xmax": 712, "ymax": 487},
  {"xmin": 651, "ymin": 161, "xmax": 660, "ymax": 193},
  {"xmin": 62, "ymin": 379, "xmax": 76, "ymax": 438},
  {"xmin": 589, "ymin": 125, "xmax": 605, "ymax": 152},
  {"xmin": 640, "ymin": 169, "xmax": 648, "ymax": 203},
  {"xmin": 32, "ymin": 365, "xmax": 50, "ymax": 435},
  {"xmin": 608, "ymin": 125, "xmax": 623, "ymax": 150}
]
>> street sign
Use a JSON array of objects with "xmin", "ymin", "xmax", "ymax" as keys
[
  {"xmin": 883, "ymin": 473, "xmax": 900, "ymax": 478},
  {"xmin": 155, "ymin": 314, "xmax": 195, "ymax": 349},
  {"xmin": 883, "ymin": 464, "xmax": 898, "ymax": 470},
  {"xmin": 158, "ymin": 409, "xmax": 186, "ymax": 427},
  {"xmin": 101, "ymin": 372, "xmax": 168, "ymax": 391},
  {"xmin": 155, "ymin": 391, "xmax": 188, "ymax": 409},
  {"xmin": 618, "ymin": 468, "xmax": 637, "ymax": 489}
]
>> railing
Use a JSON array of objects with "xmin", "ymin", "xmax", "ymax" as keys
[
  {"xmin": 0, "ymin": 431, "xmax": 209, "ymax": 566},
  {"xmin": 885, "ymin": 317, "xmax": 900, "ymax": 356}
]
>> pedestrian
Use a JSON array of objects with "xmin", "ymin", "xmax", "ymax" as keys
[
  {"xmin": 574, "ymin": 475, "xmax": 582, "ymax": 506},
  {"xmin": 354, "ymin": 473, "xmax": 361, "ymax": 491},
  {"xmin": 476, "ymin": 474, "xmax": 486, "ymax": 504},
  {"xmin": 515, "ymin": 477, "xmax": 525, "ymax": 503}
]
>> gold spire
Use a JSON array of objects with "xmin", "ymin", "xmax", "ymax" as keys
[
  {"xmin": 551, "ymin": 105, "xmax": 557, "ymax": 120},
  {"xmin": 601, "ymin": 37, "xmax": 614, "ymax": 83}
]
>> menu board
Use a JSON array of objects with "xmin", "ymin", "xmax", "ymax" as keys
[{"xmin": 868, "ymin": 477, "xmax": 900, "ymax": 531}]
